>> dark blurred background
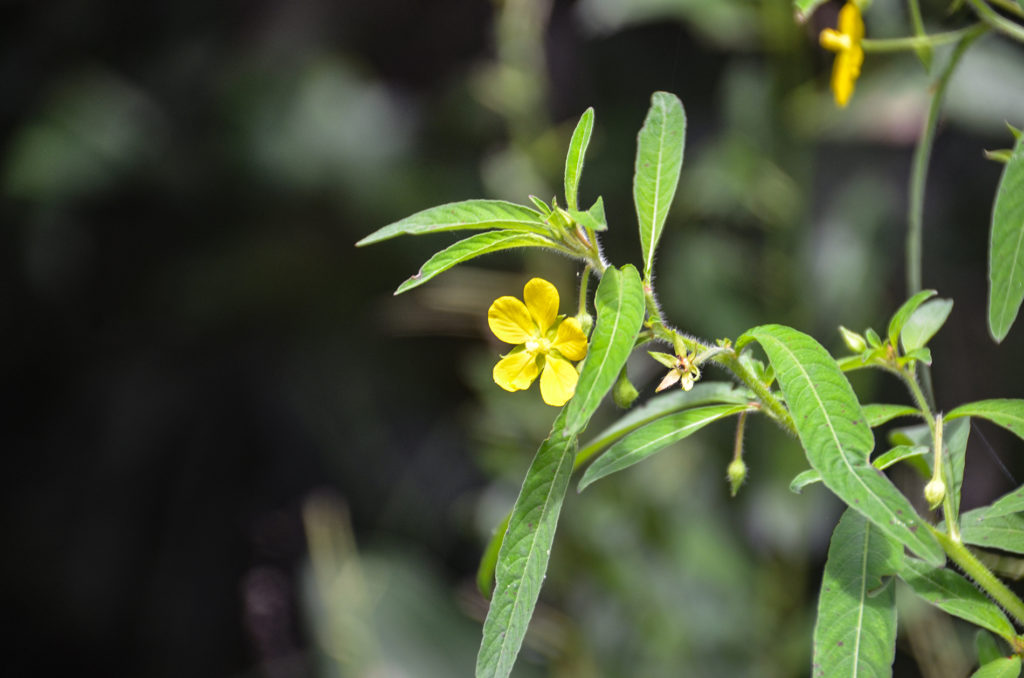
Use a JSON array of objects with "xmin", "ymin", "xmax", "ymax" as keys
[{"xmin": 3, "ymin": 0, "xmax": 1024, "ymax": 676}]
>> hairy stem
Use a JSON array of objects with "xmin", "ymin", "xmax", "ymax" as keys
[{"xmin": 932, "ymin": 527, "xmax": 1024, "ymax": 631}]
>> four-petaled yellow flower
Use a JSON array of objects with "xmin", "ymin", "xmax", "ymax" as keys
[
  {"xmin": 488, "ymin": 278, "xmax": 589, "ymax": 407},
  {"xmin": 819, "ymin": 2, "xmax": 864, "ymax": 108}
]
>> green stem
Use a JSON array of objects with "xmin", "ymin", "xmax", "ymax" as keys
[
  {"xmin": 968, "ymin": 0, "xmax": 1024, "ymax": 43},
  {"xmin": 990, "ymin": 0, "xmax": 1024, "ymax": 19},
  {"xmin": 577, "ymin": 265, "xmax": 592, "ymax": 318},
  {"xmin": 932, "ymin": 527, "xmax": 1024, "ymax": 630},
  {"xmin": 860, "ymin": 26, "xmax": 981, "ymax": 52}
]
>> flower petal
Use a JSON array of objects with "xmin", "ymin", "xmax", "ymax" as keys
[
  {"xmin": 831, "ymin": 48, "xmax": 862, "ymax": 107},
  {"xmin": 493, "ymin": 350, "xmax": 540, "ymax": 392},
  {"xmin": 838, "ymin": 2, "xmax": 863, "ymax": 43},
  {"xmin": 539, "ymin": 355, "xmax": 578, "ymax": 407},
  {"xmin": 488, "ymin": 295, "xmax": 535, "ymax": 344},
  {"xmin": 523, "ymin": 278, "xmax": 559, "ymax": 335},
  {"xmin": 552, "ymin": 317, "xmax": 588, "ymax": 361}
]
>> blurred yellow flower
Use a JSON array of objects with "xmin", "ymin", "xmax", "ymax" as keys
[
  {"xmin": 488, "ymin": 278, "xmax": 588, "ymax": 407},
  {"xmin": 819, "ymin": 2, "xmax": 864, "ymax": 107}
]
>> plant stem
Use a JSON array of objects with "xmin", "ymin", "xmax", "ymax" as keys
[
  {"xmin": 577, "ymin": 265, "xmax": 592, "ymax": 318},
  {"xmin": 932, "ymin": 527, "xmax": 1024, "ymax": 630},
  {"xmin": 860, "ymin": 26, "xmax": 981, "ymax": 52},
  {"xmin": 989, "ymin": 0, "xmax": 1024, "ymax": 18},
  {"xmin": 968, "ymin": 0, "xmax": 1024, "ymax": 43}
]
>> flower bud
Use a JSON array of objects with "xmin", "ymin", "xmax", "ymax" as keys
[
  {"xmin": 727, "ymin": 458, "xmax": 747, "ymax": 497},
  {"xmin": 839, "ymin": 325, "xmax": 868, "ymax": 353},
  {"xmin": 924, "ymin": 478, "xmax": 946, "ymax": 509},
  {"xmin": 575, "ymin": 311, "xmax": 593, "ymax": 336},
  {"xmin": 613, "ymin": 368, "xmax": 639, "ymax": 409}
]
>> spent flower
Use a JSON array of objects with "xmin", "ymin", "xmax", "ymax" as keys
[{"xmin": 488, "ymin": 278, "xmax": 588, "ymax": 407}]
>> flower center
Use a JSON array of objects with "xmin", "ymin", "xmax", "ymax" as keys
[{"xmin": 525, "ymin": 336, "xmax": 552, "ymax": 354}]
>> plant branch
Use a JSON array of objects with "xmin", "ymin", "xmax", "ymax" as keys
[{"xmin": 968, "ymin": 0, "xmax": 1024, "ymax": 42}]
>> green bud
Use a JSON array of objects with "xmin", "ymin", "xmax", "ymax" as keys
[
  {"xmin": 613, "ymin": 367, "xmax": 639, "ymax": 409},
  {"xmin": 727, "ymin": 458, "xmax": 747, "ymax": 497},
  {"xmin": 924, "ymin": 478, "xmax": 946, "ymax": 509},
  {"xmin": 576, "ymin": 311, "xmax": 593, "ymax": 336},
  {"xmin": 839, "ymin": 325, "xmax": 868, "ymax": 353}
]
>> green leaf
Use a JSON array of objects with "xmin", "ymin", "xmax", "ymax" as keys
[
  {"xmin": 741, "ymin": 324, "xmax": 944, "ymax": 565},
  {"xmin": 395, "ymin": 231, "xmax": 561, "ymax": 294},
  {"xmin": 887, "ymin": 290, "xmax": 937, "ymax": 348},
  {"xmin": 476, "ymin": 511, "xmax": 510, "ymax": 599},
  {"xmin": 528, "ymin": 195, "xmax": 552, "ymax": 216},
  {"xmin": 972, "ymin": 657, "xmax": 1022, "ymax": 678},
  {"xmin": 976, "ymin": 630, "xmax": 1004, "ymax": 666},
  {"xmin": 578, "ymin": 404, "xmax": 749, "ymax": 491},
  {"xmin": 793, "ymin": 0, "xmax": 830, "ymax": 22},
  {"xmin": 564, "ymin": 108, "xmax": 595, "ymax": 211},
  {"xmin": 574, "ymin": 381, "xmax": 754, "ymax": 469},
  {"xmin": 943, "ymin": 416, "xmax": 971, "ymax": 528},
  {"xmin": 568, "ymin": 196, "xmax": 607, "ymax": 232},
  {"xmin": 812, "ymin": 509, "xmax": 899, "ymax": 678},
  {"xmin": 862, "ymin": 404, "xmax": 921, "ymax": 428},
  {"xmin": 356, "ymin": 200, "xmax": 547, "ymax": 247},
  {"xmin": 948, "ymin": 399, "xmax": 1024, "ymax": 442},
  {"xmin": 959, "ymin": 508, "xmax": 1024, "ymax": 554},
  {"xmin": 985, "ymin": 486, "xmax": 1024, "ymax": 518},
  {"xmin": 563, "ymin": 265, "xmax": 646, "ymax": 435},
  {"xmin": 899, "ymin": 556, "xmax": 1017, "ymax": 641},
  {"xmin": 873, "ymin": 445, "xmax": 928, "ymax": 471},
  {"xmin": 789, "ymin": 445, "xmax": 927, "ymax": 494},
  {"xmin": 901, "ymin": 298, "xmax": 954, "ymax": 351},
  {"xmin": 790, "ymin": 469, "xmax": 822, "ymax": 494},
  {"xmin": 476, "ymin": 411, "xmax": 577, "ymax": 678},
  {"xmin": 989, "ymin": 135, "xmax": 1024, "ymax": 342},
  {"xmin": 634, "ymin": 92, "xmax": 686, "ymax": 280}
]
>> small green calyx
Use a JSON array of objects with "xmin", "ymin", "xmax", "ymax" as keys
[
  {"xmin": 727, "ymin": 458, "xmax": 747, "ymax": 497},
  {"xmin": 839, "ymin": 325, "xmax": 868, "ymax": 353},
  {"xmin": 924, "ymin": 478, "xmax": 946, "ymax": 509},
  {"xmin": 613, "ymin": 367, "xmax": 639, "ymax": 409}
]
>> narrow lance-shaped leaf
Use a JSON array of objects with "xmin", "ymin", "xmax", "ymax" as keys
[
  {"xmin": 395, "ymin": 231, "xmax": 561, "ymax": 294},
  {"xmin": 634, "ymin": 92, "xmax": 686, "ymax": 280},
  {"xmin": 948, "ymin": 399, "xmax": 1024, "ymax": 442},
  {"xmin": 862, "ymin": 404, "xmax": 922, "ymax": 428},
  {"xmin": 989, "ymin": 135, "xmax": 1024, "ymax": 342},
  {"xmin": 899, "ymin": 556, "xmax": 1017, "ymax": 641},
  {"xmin": 356, "ymin": 200, "xmax": 547, "ymax": 247},
  {"xmin": 563, "ymin": 265, "xmax": 646, "ymax": 435},
  {"xmin": 578, "ymin": 404, "xmax": 749, "ymax": 491},
  {"xmin": 475, "ymin": 411, "xmax": 577, "ymax": 678},
  {"xmin": 739, "ymin": 324, "xmax": 944, "ymax": 565},
  {"xmin": 812, "ymin": 509, "xmax": 900, "ymax": 678},
  {"xmin": 971, "ymin": 656, "xmax": 1022, "ymax": 678},
  {"xmin": 564, "ymin": 108, "xmax": 594, "ymax": 211},
  {"xmin": 789, "ymin": 446, "xmax": 928, "ymax": 494},
  {"xmin": 575, "ymin": 381, "xmax": 754, "ymax": 469},
  {"xmin": 959, "ymin": 508, "xmax": 1024, "ymax": 555},
  {"xmin": 984, "ymin": 486, "xmax": 1024, "ymax": 519},
  {"xmin": 941, "ymin": 416, "xmax": 971, "ymax": 528},
  {"xmin": 476, "ymin": 512, "xmax": 510, "ymax": 599}
]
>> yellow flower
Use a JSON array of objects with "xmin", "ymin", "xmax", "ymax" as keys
[
  {"xmin": 819, "ymin": 2, "xmax": 864, "ymax": 108},
  {"xmin": 488, "ymin": 278, "xmax": 588, "ymax": 407}
]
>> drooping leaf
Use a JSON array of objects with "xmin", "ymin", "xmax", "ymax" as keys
[
  {"xmin": 634, "ymin": 92, "xmax": 686, "ymax": 280},
  {"xmin": 793, "ymin": 0, "xmax": 830, "ymax": 22},
  {"xmin": 740, "ymin": 324, "xmax": 944, "ymax": 565},
  {"xmin": 862, "ymin": 404, "xmax": 922, "ymax": 428},
  {"xmin": 947, "ymin": 399, "xmax": 1024, "ymax": 442},
  {"xmin": 356, "ymin": 200, "xmax": 547, "ymax": 247},
  {"xmin": 395, "ymin": 231, "xmax": 561, "ymax": 294},
  {"xmin": 574, "ymin": 381, "xmax": 754, "ymax": 469},
  {"xmin": 789, "ymin": 445, "xmax": 928, "ymax": 494},
  {"xmin": 564, "ymin": 108, "xmax": 595, "ymax": 211},
  {"xmin": 476, "ymin": 411, "xmax": 577, "ymax": 678},
  {"xmin": 873, "ymin": 445, "xmax": 929, "ymax": 471},
  {"xmin": 971, "ymin": 656, "xmax": 1022, "ymax": 678},
  {"xmin": 563, "ymin": 265, "xmax": 645, "ymax": 435},
  {"xmin": 812, "ymin": 509, "xmax": 900, "ymax": 678},
  {"xmin": 476, "ymin": 511, "xmax": 510, "ymax": 599},
  {"xmin": 899, "ymin": 556, "xmax": 1017, "ymax": 641},
  {"xmin": 901, "ymin": 298, "xmax": 954, "ymax": 351},
  {"xmin": 578, "ymin": 404, "xmax": 749, "ymax": 491},
  {"xmin": 887, "ymin": 290, "xmax": 937, "ymax": 348},
  {"xmin": 959, "ymin": 508, "xmax": 1024, "ymax": 555},
  {"xmin": 989, "ymin": 135, "xmax": 1024, "ymax": 342}
]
